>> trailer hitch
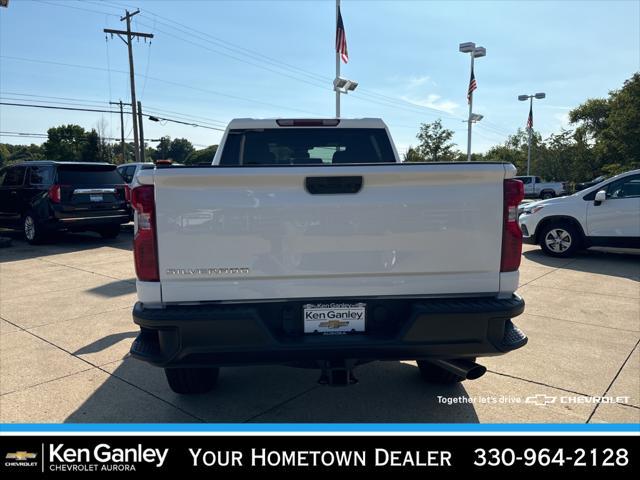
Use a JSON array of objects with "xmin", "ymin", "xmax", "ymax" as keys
[{"xmin": 318, "ymin": 360, "xmax": 358, "ymax": 386}]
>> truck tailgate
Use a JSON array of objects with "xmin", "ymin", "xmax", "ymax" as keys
[{"xmin": 150, "ymin": 163, "xmax": 508, "ymax": 302}]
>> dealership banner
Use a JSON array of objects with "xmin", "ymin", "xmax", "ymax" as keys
[{"xmin": 0, "ymin": 435, "xmax": 635, "ymax": 475}]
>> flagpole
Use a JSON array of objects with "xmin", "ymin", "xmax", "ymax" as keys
[
  {"xmin": 335, "ymin": 0, "xmax": 341, "ymax": 118},
  {"xmin": 466, "ymin": 54, "xmax": 474, "ymax": 162}
]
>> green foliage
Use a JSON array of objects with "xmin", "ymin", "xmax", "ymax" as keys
[
  {"xmin": 43, "ymin": 124, "xmax": 87, "ymax": 161},
  {"xmin": 402, "ymin": 146, "xmax": 425, "ymax": 162},
  {"xmin": 0, "ymin": 144, "xmax": 11, "ymax": 167},
  {"xmin": 185, "ymin": 145, "xmax": 218, "ymax": 165},
  {"xmin": 151, "ymin": 136, "xmax": 195, "ymax": 164},
  {"xmin": 168, "ymin": 138, "xmax": 195, "ymax": 164},
  {"xmin": 415, "ymin": 119, "xmax": 457, "ymax": 162},
  {"xmin": 482, "ymin": 72, "xmax": 639, "ymax": 182}
]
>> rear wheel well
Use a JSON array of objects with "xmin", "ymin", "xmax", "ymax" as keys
[{"xmin": 534, "ymin": 216, "xmax": 585, "ymax": 245}]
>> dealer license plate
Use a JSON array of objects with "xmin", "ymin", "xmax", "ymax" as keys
[
  {"xmin": 303, "ymin": 303, "xmax": 366, "ymax": 334},
  {"xmin": 89, "ymin": 194, "xmax": 103, "ymax": 202}
]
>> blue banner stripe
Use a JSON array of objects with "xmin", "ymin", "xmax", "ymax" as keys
[{"xmin": 1, "ymin": 423, "xmax": 639, "ymax": 432}]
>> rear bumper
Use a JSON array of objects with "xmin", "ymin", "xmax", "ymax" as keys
[
  {"xmin": 131, "ymin": 294, "xmax": 526, "ymax": 368},
  {"xmin": 47, "ymin": 211, "xmax": 129, "ymax": 229}
]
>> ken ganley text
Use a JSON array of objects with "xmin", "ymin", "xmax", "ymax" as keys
[{"xmin": 190, "ymin": 448, "xmax": 452, "ymax": 468}]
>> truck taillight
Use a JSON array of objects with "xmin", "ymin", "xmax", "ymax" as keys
[
  {"xmin": 124, "ymin": 185, "xmax": 131, "ymax": 202},
  {"xmin": 501, "ymin": 179, "xmax": 524, "ymax": 272},
  {"xmin": 48, "ymin": 184, "xmax": 62, "ymax": 203},
  {"xmin": 131, "ymin": 185, "xmax": 159, "ymax": 281}
]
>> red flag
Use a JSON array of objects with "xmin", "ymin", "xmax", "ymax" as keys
[
  {"xmin": 336, "ymin": 7, "xmax": 349, "ymax": 63},
  {"xmin": 467, "ymin": 67, "xmax": 477, "ymax": 104}
]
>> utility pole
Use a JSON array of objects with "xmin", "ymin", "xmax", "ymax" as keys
[
  {"xmin": 104, "ymin": 10, "xmax": 153, "ymax": 163},
  {"xmin": 137, "ymin": 101, "xmax": 145, "ymax": 163},
  {"xmin": 109, "ymin": 100, "xmax": 128, "ymax": 163}
]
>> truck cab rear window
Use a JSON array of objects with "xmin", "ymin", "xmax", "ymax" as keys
[{"xmin": 219, "ymin": 128, "xmax": 396, "ymax": 166}]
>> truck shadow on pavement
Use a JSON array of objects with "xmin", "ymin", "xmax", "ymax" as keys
[{"xmin": 65, "ymin": 357, "xmax": 480, "ymax": 423}]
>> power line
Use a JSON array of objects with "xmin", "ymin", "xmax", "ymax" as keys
[
  {"xmin": 0, "ymin": 102, "xmax": 226, "ymax": 131},
  {"xmin": 0, "ymin": 55, "xmax": 321, "ymax": 116},
  {"xmin": 33, "ymin": 0, "xmax": 514, "ymax": 137},
  {"xmin": 1, "ymin": 91, "xmax": 229, "ymax": 128}
]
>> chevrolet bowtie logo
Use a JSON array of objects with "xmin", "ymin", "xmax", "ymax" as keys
[
  {"xmin": 6, "ymin": 451, "xmax": 37, "ymax": 461},
  {"xmin": 525, "ymin": 394, "xmax": 557, "ymax": 406},
  {"xmin": 319, "ymin": 320, "xmax": 349, "ymax": 329}
]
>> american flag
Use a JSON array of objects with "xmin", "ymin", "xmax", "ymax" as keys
[
  {"xmin": 467, "ymin": 67, "xmax": 477, "ymax": 104},
  {"xmin": 527, "ymin": 103, "xmax": 533, "ymax": 129},
  {"xmin": 336, "ymin": 7, "xmax": 348, "ymax": 64}
]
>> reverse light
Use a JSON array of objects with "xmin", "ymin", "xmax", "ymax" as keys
[
  {"xmin": 501, "ymin": 179, "xmax": 525, "ymax": 272},
  {"xmin": 131, "ymin": 185, "xmax": 159, "ymax": 281}
]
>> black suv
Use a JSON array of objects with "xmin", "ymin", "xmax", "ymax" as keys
[{"xmin": 0, "ymin": 161, "xmax": 129, "ymax": 244}]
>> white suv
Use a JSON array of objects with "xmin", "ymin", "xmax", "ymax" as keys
[{"xmin": 519, "ymin": 169, "xmax": 640, "ymax": 257}]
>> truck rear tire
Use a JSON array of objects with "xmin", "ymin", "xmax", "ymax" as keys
[
  {"xmin": 164, "ymin": 367, "xmax": 219, "ymax": 394},
  {"xmin": 417, "ymin": 359, "xmax": 468, "ymax": 384}
]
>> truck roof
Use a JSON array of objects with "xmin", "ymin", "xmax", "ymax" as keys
[{"xmin": 227, "ymin": 118, "xmax": 388, "ymax": 129}]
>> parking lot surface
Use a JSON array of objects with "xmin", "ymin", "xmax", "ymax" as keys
[{"xmin": 1, "ymin": 229, "xmax": 638, "ymax": 423}]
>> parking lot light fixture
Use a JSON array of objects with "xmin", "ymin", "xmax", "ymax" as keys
[
  {"xmin": 460, "ymin": 41, "xmax": 486, "ymax": 161},
  {"xmin": 518, "ymin": 92, "xmax": 546, "ymax": 175}
]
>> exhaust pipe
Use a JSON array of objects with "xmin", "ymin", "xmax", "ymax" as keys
[{"xmin": 429, "ymin": 359, "xmax": 487, "ymax": 380}]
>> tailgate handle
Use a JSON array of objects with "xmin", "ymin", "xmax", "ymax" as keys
[{"xmin": 305, "ymin": 176, "xmax": 363, "ymax": 195}]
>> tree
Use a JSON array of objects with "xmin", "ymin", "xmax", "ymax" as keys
[
  {"xmin": 415, "ymin": 119, "xmax": 457, "ymax": 162},
  {"xmin": 81, "ymin": 129, "xmax": 101, "ymax": 162},
  {"xmin": 569, "ymin": 72, "xmax": 640, "ymax": 174},
  {"xmin": 185, "ymin": 145, "xmax": 218, "ymax": 165},
  {"xmin": 0, "ymin": 144, "xmax": 10, "ymax": 167},
  {"xmin": 402, "ymin": 146, "xmax": 424, "ymax": 162},
  {"xmin": 152, "ymin": 136, "xmax": 172, "ymax": 161},
  {"xmin": 168, "ymin": 138, "xmax": 195, "ymax": 164},
  {"xmin": 43, "ymin": 124, "xmax": 89, "ymax": 161}
]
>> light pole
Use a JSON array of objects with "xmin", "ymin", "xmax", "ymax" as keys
[
  {"xmin": 518, "ymin": 92, "xmax": 546, "ymax": 175},
  {"xmin": 459, "ymin": 42, "xmax": 486, "ymax": 161}
]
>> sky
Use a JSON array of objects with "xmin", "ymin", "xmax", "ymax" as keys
[{"xmin": 1, "ymin": 0, "xmax": 639, "ymax": 156}]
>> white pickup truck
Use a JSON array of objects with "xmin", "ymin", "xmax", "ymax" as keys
[
  {"xmin": 514, "ymin": 175, "xmax": 566, "ymax": 199},
  {"xmin": 129, "ymin": 118, "xmax": 527, "ymax": 394}
]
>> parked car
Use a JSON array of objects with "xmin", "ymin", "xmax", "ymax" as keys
[
  {"xmin": 117, "ymin": 162, "xmax": 155, "ymax": 220},
  {"xmin": 117, "ymin": 162, "xmax": 155, "ymax": 187},
  {"xmin": 575, "ymin": 175, "xmax": 606, "ymax": 192},
  {"xmin": 128, "ymin": 118, "xmax": 527, "ymax": 394},
  {"xmin": 519, "ymin": 169, "xmax": 640, "ymax": 257},
  {"xmin": 514, "ymin": 175, "xmax": 566, "ymax": 199},
  {"xmin": 0, "ymin": 161, "xmax": 129, "ymax": 244}
]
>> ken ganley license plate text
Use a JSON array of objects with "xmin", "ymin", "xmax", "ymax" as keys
[{"xmin": 303, "ymin": 303, "xmax": 366, "ymax": 334}]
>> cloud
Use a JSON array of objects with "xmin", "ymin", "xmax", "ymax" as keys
[
  {"xmin": 554, "ymin": 112, "xmax": 570, "ymax": 129},
  {"xmin": 401, "ymin": 93, "xmax": 459, "ymax": 115},
  {"xmin": 406, "ymin": 75, "xmax": 432, "ymax": 88}
]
